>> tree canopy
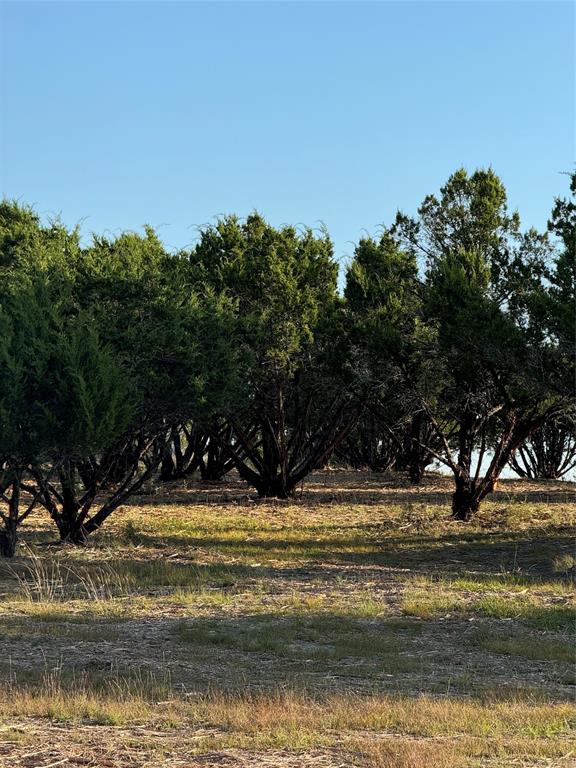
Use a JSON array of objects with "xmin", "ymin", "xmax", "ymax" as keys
[{"xmin": 0, "ymin": 168, "xmax": 573, "ymax": 553}]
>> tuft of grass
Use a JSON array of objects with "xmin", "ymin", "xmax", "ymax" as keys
[
  {"xmin": 553, "ymin": 552, "xmax": 576, "ymax": 574},
  {"xmin": 402, "ymin": 590, "xmax": 463, "ymax": 618},
  {"xmin": 445, "ymin": 573, "xmax": 574, "ymax": 595},
  {"xmin": 475, "ymin": 595, "xmax": 575, "ymax": 630},
  {"xmin": 4, "ymin": 549, "xmax": 133, "ymax": 603}
]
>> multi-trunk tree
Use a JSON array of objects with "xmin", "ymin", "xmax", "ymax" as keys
[
  {"xmin": 334, "ymin": 399, "xmax": 438, "ymax": 482},
  {"xmin": 159, "ymin": 421, "xmax": 239, "ymax": 482},
  {"xmin": 509, "ymin": 171, "xmax": 576, "ymax": 482},
  {"xmin": 189, "ymin": 214, "xmax": 360, "ymax": 498},
  {"xmin": 394, "ymin": 168, "xmax": 571, "ymax": 519},
  {"xmin": 344, "ymin": 230, "xmax": 430, "ymax": 482},
  {"xmin": 335, "ymin": 408, "xmax": 404, "ymax": 473},
  {"xmin": 0, "ymin": 209, "xmax": 236, "ymax": 551},
  {"xmin": 509, "ymin": 413, "xmax": 576, "ymax": 480}
]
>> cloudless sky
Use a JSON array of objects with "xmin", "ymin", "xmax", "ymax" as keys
[{"xmin": 1, "ymin": 1, "xmax": 574, "ymax": 274}]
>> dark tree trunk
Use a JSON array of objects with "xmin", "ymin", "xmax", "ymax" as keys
[
  {"xmin": 200, "ymin": 436, "xmax": 234, "ymax": 481},
  {"xmin": 57, "ymin": 512, "xmax": 88, "ymax": 544},
  {"xmin": 235, "ymin": 428, "xmax": 292, "ymax": 497},
  {"xmin": 59, "ymin": 523, "xmax": 88, "ymax": 544},
  {"xmin": 407, "ymin": 413, "xmax": 433, "ymax": 483},
  {"xmin": 160, "ymin": 450, "xmax": 178, "ymax": 482},
  {"xmin": 450, "ymin": 413, "xmax": 478, "ymax": 521},
  {"xmin": 393, "ymin": 449, "xmax": 410, "ymax": 473},
  {"xmin": 392, "ymin": 414, "xmax": 434, "ymax": 482},
  {"xmin": 408, "ymin": 461, "xmax": 426, "ymax": 484},
  {"xmin": 449, "ymin": 411, "xmax": 544, "ymax": 521},
  {"xmin": 0, "ymin": 518, "xmax": 17, "ymax": 558},
  {"xmin": 0, "ymin": 474, "xmax": 20, "ymax": 558},
  {"xmin": 451, "ymin": 476, "xmax": 480, "ymax": 521},
  {"xmin": 55, "ymin": 463, "xmax": 87, "ymax": 543},
  {"xmin": 253, "ymin": 476, "xmax": 292, "ymax": 499},
  {"xmin": 160, "ymin": 425, "xmax": 208, "ymax": 481}
]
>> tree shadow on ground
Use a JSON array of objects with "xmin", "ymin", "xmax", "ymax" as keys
[
  {"xmin": 80, "ymin": 528, "xmax": 575, "ymax": 584},
  {"xmin": 133, "ymin": 468, "xmax": 576, "ymax": 508},
  {"xmin": 0, "ymin": 610, "xmax": 573, "ymax": 703},
  {"xmin": 133, "ymin": 485, "xmax": 575, "ymax": 507}
]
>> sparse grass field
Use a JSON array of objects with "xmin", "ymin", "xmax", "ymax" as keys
[{"xmin": 0, "ymin": 470, "xmax": 574, "ymax": 767}]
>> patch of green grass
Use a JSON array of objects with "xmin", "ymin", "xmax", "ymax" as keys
[
  {"xmin": 558, "ymin": 669, "xmax": 576, "ymax": 686},
  {"xmin": 175, "ymin": 618, "xmax": 290, "ymax": 654},
  {"xmin": 401, "ymin": 575, "xmax": 575, "ymax": 630},
  {"xmin": 0, "ymin": 614, "xmax": 122, "ymax": 642},
  {"xmin": 173, "ymin": 615, "xmax": 422, "ymax": 673},
  {"xmin": 475, "ymin": 595, "xmax": 575, "ymax": 630},
  {"xmin": 446, "ymin": 573, "xmax": 574, "ymax": 595},
  {"xmin": 0, "ymin": 599, "xmax": 134, "ymax": 621},
  {"xmin": 553, "ymin": 552, "xmax": 576, "ymax": 574},
  {"xmin": 108, "ymin": 558, "xmax": 252, "ymax": 593},
  {"xmin": 402, "ymin": 589, "xmax": 463, "ymax": 618},
  {"xmin": 0, "ymin": 727, "xmax": 36, "ymax": 746},
  {"xmin": 472, "ymin": 631, "xmax": 576, "ymax": 663},
  {"xmin": 263, "ymin": 590, "xmax": 391, "ymax": 619}
]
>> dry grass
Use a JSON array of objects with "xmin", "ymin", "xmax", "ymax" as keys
[
  {"xmin": 0, "ymin": 470, "xmax": 574, "ymax": 766},
  {"xmin": 1, "ymin": 674, "xmax": 575, "ymax": 763}
]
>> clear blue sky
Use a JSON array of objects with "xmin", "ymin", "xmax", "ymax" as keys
[{"xmin": 1, "ymin": 1, "xmax": 574, "ymax": 273}]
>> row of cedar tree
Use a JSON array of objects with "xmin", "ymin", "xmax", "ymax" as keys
[{"xmin": 0, "ymin": 168, "xmax": 574, "ymax": 556}]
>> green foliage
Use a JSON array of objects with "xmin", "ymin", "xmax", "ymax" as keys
[
  {"xmin": 345, "ymin": 231, "xmax": 419, "ymax": 370},
  {"xmin": 188, "ymin": 213, "xmax": 352, "ymax": 496},
  {"xmin": 398, "ymin": 168, "xmax": 554, "ymax": 403},
  {"xmin": 191, "ymin": 213, "xmax": 338, "ymax": 379},
  {"xmin": 387, "ymin": 168, "xmax": 570, "ymax": 517},
  {"xmin": 0, "ymin": 200, "xmax": 81, "ymax": 286},
  {"xmin": 0, "ymin": 203, "xmax": 239, "ymax": 544},
  {"xmin": 0, "ymin": 168, "xmax": 573, "ymax": 529},
  {"xmin": 0, "ymin": 279, "xmax": 133, "ymax": 464},
  {"xmin": 544, "ymin": 172, "xmax": 575, "ymax": 375}
]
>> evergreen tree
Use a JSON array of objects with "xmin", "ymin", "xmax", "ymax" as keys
[
  {"xmin": 0, "ymin": 277, "xmax": 133, "ymax": 554},
  {"xmin": 0, "ymin": 205, "xmax": 235, "ymax": 548},
  {"xmin": 344, "ymin": 231, "xmax": 435, "ymax": 482},
  {"xmin": 395, "ymin": 169, "xmax": 565, "ymax": 519},
  {"xmin": 189, "ymin": 213, "xmax": 358, "ymax": 497}
]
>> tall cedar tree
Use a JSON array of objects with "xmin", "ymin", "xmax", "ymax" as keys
[
  {"xmin": 344, "ymin": 232, "xmax": 436, "ymax": 481},
  {"xmin": 510, "ymin": 171, "xmax": 576, "ymax": 480},
  {"xmin": 189, "ymin": 213, "xmax": 358, "ymax": 498},
  {"xmin": 0, "ymin": 204, "xmax": 134, "ymax": 552},
  {"xmin": 0, "ymin": 206, "xmax": 235, "ymax": 549},
  {"xmin": 0, "ymin": 205, "xmax": 80, "ymax": 553},
  {"xmin": 39, "ymin": 229, "xmax": 235, "ymax": 543},
  {"xmin": 395, "ymin": 168, "xmax": 570, "ymax": 519}
]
